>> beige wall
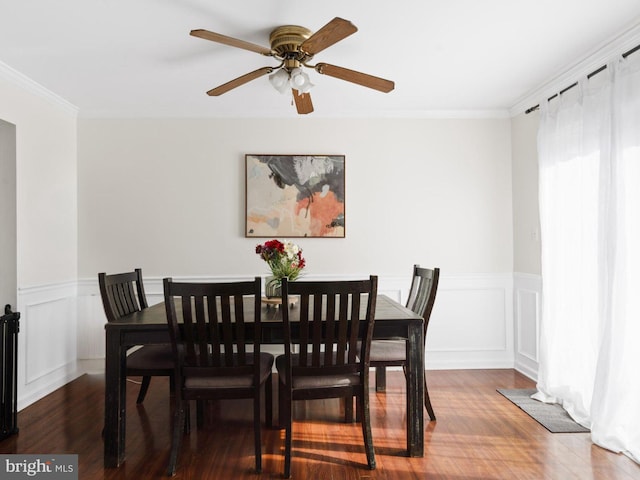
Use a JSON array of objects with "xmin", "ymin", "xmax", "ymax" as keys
[
  {"xmin": 511, "ymin": 111, "xmax": 541, "ymax": 275},
  {"xmin": 0, "ymin": 73, "xmax": 78, "ymax": 287},
  {"xmin": 78, "ymin": 117, "xmax": 513, "ymax": 278}
]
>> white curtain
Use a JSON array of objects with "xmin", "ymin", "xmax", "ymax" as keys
[{"xmin": 536, "ymin": 52, "xmax": 640, "ymax": 463}]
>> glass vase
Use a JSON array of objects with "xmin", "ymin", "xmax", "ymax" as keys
[{"xmin": 265, "ymin": 276, "xmax": 282, "ymax": 298}]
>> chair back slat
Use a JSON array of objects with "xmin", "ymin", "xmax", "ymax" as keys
[
  {"xmin": 99, "ymin": 268, "xmax": 147, "ymax": 322},
  {"xmin": 206, "ymin": 296, "xmax": 220, "ymax": 366},
  {"xmin": 336, "ymin": 293, "xmax": 349, "ymax": 365},
  {"xmin": 323, "ymin": 295, "xmax": 336, "ymax": 366},
  {"xmin": 298, "ymin": 294, "xmax": 310, "ymax": 366},
  {"xmin": 348, "ymin": 292, "xmax": 362, "ymax": 364},
  {"xmin": 164, "ymin": 278, "xmax": 262, "ymax": 379},
  {"xmin": 311, "ymin": 294, "xmax": 324, "ymax": 366},
  {"xmin": 178, "ymin": 296, "xmax": 197, "ymax": 365},
  {"xmin": 281, "ymin": 277, "xmax": 377, "ymax": 381},
  {"xmin": 110, "ymin": 280, "xmax": 136, "ymax": 317}
]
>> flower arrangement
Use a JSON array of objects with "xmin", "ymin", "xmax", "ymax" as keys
[{"xmin": 255, "ymin": 239, "xmax": 306, "ymax": 293}]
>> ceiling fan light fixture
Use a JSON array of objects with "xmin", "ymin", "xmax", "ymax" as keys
[
  {"xmin": 269, "ymin": 68, "xmax": 290, "ymax": 94},
  {"xmin": 289, "ymin": 67, "xmax": 314, "ymax": 93}
]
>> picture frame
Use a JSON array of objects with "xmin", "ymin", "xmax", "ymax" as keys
[{"xmin": 245, "ymin": 154, "xmax": 345, "ymax": 238}]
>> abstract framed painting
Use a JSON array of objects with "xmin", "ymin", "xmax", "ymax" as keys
[{"xmin": 245, "ymin": 154, "xmax": 345, "ymax": 238}]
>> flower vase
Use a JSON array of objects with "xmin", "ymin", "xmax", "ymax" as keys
[{"xmin": 265, "ymin": 276, "xmax": 282, "ymax": 298}]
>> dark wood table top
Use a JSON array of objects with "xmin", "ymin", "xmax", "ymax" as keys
[{"xmin": 105, "ymin": 294, "xmax": 423, "ymax": 329}]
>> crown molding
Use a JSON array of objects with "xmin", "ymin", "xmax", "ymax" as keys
[
  {"xmin": 509, "ymin": 18, "xmax": 640, "ymax": 117},
  {"xmin": 78, "ymin": 109, "xmax": 511, "ymax": 120},
  {"xmin": 0, "ymin": 60, "xmax": 78, "ymax": 116}
]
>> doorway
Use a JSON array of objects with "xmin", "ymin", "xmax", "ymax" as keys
[{"xmin": 0, "ymin": 119, "xmax": 17, "ymax": 308}]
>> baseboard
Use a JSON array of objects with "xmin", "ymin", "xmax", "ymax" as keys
[{"xmin": 17, "ymin": 362, "xmax": 84, "ymax": 411}]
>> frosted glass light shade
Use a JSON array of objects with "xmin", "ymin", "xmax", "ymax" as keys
[
  {"xmin": 289, "ymin": 68, "xmax": 314, "ymax": 94},
  {"xmin": 269, "ymin": 68, "xmax": 290, "ymax": 94}
]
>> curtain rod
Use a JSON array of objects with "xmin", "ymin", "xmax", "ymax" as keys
[{"xmin": 525, "ymin": 43, "xmax": 640, "ymax": 114}]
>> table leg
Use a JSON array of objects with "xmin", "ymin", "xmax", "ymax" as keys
[
  {"xmin": 104, "ymin": 329, "xmax": 126, "ymax": 467},
  {"xmin": 375, "ymin": 366, "xmax": 387, "ymax": 392},
  {"xmin": 406, "ymin": 322, "xmax": 424, "ymax": 457}
]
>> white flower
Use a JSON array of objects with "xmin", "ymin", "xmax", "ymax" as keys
[{"xmin": 284, "ymin": 240, "xmax": 299, "ymax": 260}]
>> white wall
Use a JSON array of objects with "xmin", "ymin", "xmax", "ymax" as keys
[
  {"xmin": 78, "ymin": 117, "xmax": 513, "ymax": 277},
  {"xmin": 0, "ymin": 71, "xmax": 78, "ymax": 287},
  {"xmin": 77, "ymin": 116, "xmax": 516, "ymax": 370},
  {"xmin": 512, "ymin": 111, "xmax": 541, "ymax": 275},
  {"xmin": 0, "ymin": 63, "xmax": 80, "ymax": 409},
  {"xmin": 511, "ymin": 111, "xmax": 542, "ymax": 379}
]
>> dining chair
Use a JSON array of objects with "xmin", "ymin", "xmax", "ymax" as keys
[
  {"xmin": 98, "ymin": 268, "xmax": 174, "ymax": 404},
  {"xmin": 163, "ymin": 277, "xmax": 274, "ymax": 476},
  {"xmin": 277, "ymin": 276, "xmax": 378, "ymax": 479},
  {"xmin": 369, "ymin": 265, "xmax": 440, "ymax": 420}
]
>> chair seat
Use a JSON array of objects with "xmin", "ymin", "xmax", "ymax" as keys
[
  {"xmin": 276, "ymin": 354, "xmax": 361, "ymax": 389},
  {"xmin": 126, "ymin": 344, "xmax": 174, "ymax": 371},
  {"xmin": 185, "ymin": 352, "xmax": 274, "ymax": 389},
  {"xmin": 368, "ymin": 340, "xmax": 406, "ymax": 363}
]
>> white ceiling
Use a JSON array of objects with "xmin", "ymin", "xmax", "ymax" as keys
[{"xmin": 1, "ymin": 0, "xmax": 640, "ymax": 118}]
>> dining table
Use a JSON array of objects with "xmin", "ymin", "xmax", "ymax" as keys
[{"xmin": 103, "ymin": 294, "xmax": 425, "ymax": 467}]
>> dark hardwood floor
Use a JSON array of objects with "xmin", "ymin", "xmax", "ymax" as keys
[{"xmin": 1, "ymin": 369, "xmax": 638, "ymax": 479}]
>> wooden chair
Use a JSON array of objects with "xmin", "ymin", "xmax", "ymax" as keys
[
  {"xmin": 277, "ymin": 276, "xmax": 378, "ymax": 479},
  {"xmin": 163, "ymin": 277, "xmax": 274, "ymax": 476},
  {"xmin": 369, "ymin": 265, "xmax": 440, "ymax": 420},
  {"xmin": 98, "ymin": 268, "xmax": 174, "ymax": 404}
]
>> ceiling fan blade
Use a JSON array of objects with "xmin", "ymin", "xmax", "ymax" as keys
[
  {"xmin": 206, "ymin": 67, "xmax": 273, "ymax": 96},
  {"xmin": 315, "ymin": 63, "xmax": 395, "ymax": 93},
  {"xmin": 292, "ymin": 89, "xmax": 314, "ymax": 114},
  {"xmin": 190, "ymin": 29, "xmax": 273, "ymax": 56},
  {"xmin": 300, "ymin": 17, "xmax": 357, "ymax": 55}
]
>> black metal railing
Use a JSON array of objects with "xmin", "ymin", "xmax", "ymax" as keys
[{"xmin": 0, "ymin": 304, "xmax": 19, "ymax": 440}]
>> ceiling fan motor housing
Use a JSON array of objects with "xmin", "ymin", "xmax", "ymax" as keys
[{"xmin": 269, "ymin": 25, "xmax": 314, "ymax": 67}]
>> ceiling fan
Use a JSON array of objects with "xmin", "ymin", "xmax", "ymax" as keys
[{"xmin": 190, "ymin": 17, "xmax": 395, "ymax": 114}]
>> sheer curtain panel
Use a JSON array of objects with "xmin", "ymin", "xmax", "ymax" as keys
[{"xmin": 536, "ymin": 53, "xmax": 640, "ymax": 463}]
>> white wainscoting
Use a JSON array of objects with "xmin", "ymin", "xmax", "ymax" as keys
[
  {"xmin": 76, "ymin": 272, "xmax": 515, "ymax": 371},
  {"xmin": 513, "ymin": 272, "xmax": 542, "ymax": 380},
  {"xmin": 16, "ymin": 281, "xmax": 81, "ymax": 410},
  {"xmin": 425, "ymin": 274, "xmax": 515, "ymax": 370}
]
